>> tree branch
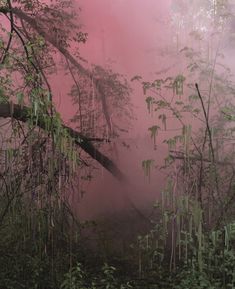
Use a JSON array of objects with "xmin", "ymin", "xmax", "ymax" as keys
[
  {"xmin": 169, "ymin": 150, "xmax": 234, "ymax": 167},
  {"xmin": 0, "ymin": 102, "xmax": 127, "ymax": 182},
  {"xmin": 0, "ymin": 0, "xmax": 14, "ymax": 64},
  {"xmin": 9, "ymin": 7, "xmax": 113, "ymax": 133}
]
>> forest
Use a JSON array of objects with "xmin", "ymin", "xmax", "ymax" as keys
[{"xmin": 0, "ymin": 0, "xmax": 235, "ymax": 288}]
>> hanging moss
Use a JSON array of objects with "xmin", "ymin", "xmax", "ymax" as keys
[
  {"xmin": 142, "ymin": 159, "xmax": 154, "ymax": 182},
  {"xmin": 158, "ymin": 114, "xmax": 167, "ymax": 130},
  {"xmin": 145, "ymin": 96, "xmax": 154, "ymax": 114},
  {"xmin": 148, "ymin": 125, "xmax": 160, "ymax": 149},
  {"xmin": 173, "ymin": 74, "xmax": 186, "ymax": 96}
]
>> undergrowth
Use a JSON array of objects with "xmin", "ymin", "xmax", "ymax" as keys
[{"xmin": 0, "ymin": 0, "xmax": 235, "ymax": 288}]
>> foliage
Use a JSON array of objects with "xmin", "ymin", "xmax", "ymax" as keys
[
  {"xmin": 0, "ymin": 0, "xmax": 131, "ymax": 288},
  {"xmin": 60, "ymin": 263, "xmax": 134, "ymax": 289},
  {"xmin": 0, "ymin": 0, "xmax": 235, "ymax": 288},
  {"xmin": 131, "ymin": 0, "xmax": 235, "ymax": 288}
]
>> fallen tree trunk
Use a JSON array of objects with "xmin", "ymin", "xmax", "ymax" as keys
[{"xmin": 0, "ymin": 102, "xmax": 127, "ymax": 182}]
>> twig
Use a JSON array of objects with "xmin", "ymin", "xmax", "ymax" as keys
[
  {"xmin": 66, "ymin": 58, "xmax": 84, "ymax": 132},
  {"xmin": 169, "ymin": 150, "xmax": 234, "ymax": 168},
  {"xmin": 195, "ymin": 83, "xmax": 220, "ymax": 206},
  {"xmin": 0, "ymin": 0, "xmax": 14, "ymax": 64}
]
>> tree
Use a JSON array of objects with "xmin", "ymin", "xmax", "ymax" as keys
[
  {"xmin": 129, "ymin": 0, "xmax": 235, "ymax": 285},
  {"xmin": 0, "ymin": 1, "xmax": 133, "ymax": 287},
  {"xmin": 0, "ymin": 0, "xmax": 131, "ymax": 181}
]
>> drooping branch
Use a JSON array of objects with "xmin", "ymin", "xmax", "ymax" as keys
[
  {"xmin": 3, "ymin": 7, "xmax": 113, "ymax": 134},
  {"xmin": 0, "ymin": 102, "xmax": 127, "ymax": 182},
  {"xmin": 0, "ymin": 5, "xmax": 126, "ymax": 179}
]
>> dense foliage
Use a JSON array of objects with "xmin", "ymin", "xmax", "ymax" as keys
[{"xmin": 0, "ymin": 0, "xmax": 234, "ymax": 288}]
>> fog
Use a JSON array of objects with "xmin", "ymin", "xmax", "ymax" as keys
[
  {"xmin": 1, "ymin": 1, "xmax": 235, "ymax": 286},
  {"xmin": 50, "ymin": 0, "xmax": 235, "ymax": 220},
  {"xmin": 1, "ymin": 0, "xmax": 235, "ymax": 221},
  {"xmin": 69, "ymin": 0, "xmax": 174, "ymax": 219}
]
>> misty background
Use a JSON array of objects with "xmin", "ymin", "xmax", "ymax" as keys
[{"xmin": 49, "ymin": 0, "xmax": 235, "ymax": 220}]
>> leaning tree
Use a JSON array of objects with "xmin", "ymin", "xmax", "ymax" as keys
[
  {"xmin": 0, "ymin": 1, "xmax": 133, "ymax": 287},
  {"xmin": 0, "ymin": 0, "xmax": 132, "ymax": 180}
]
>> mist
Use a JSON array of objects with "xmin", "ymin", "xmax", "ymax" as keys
[
  {"xmin": 50, "ymin": 0, "xmax": 235, "ymax": 220},
  {"xmin": 66, "ymin": 0, "xmax": 174, "ymax": 219},
  {"xmin": 1, "ymin": 0, "xmax": 235, "ymax": 287},
  {"xmin": 65, "ymin": 1, "xmax": 235, "ymax": 226}
]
